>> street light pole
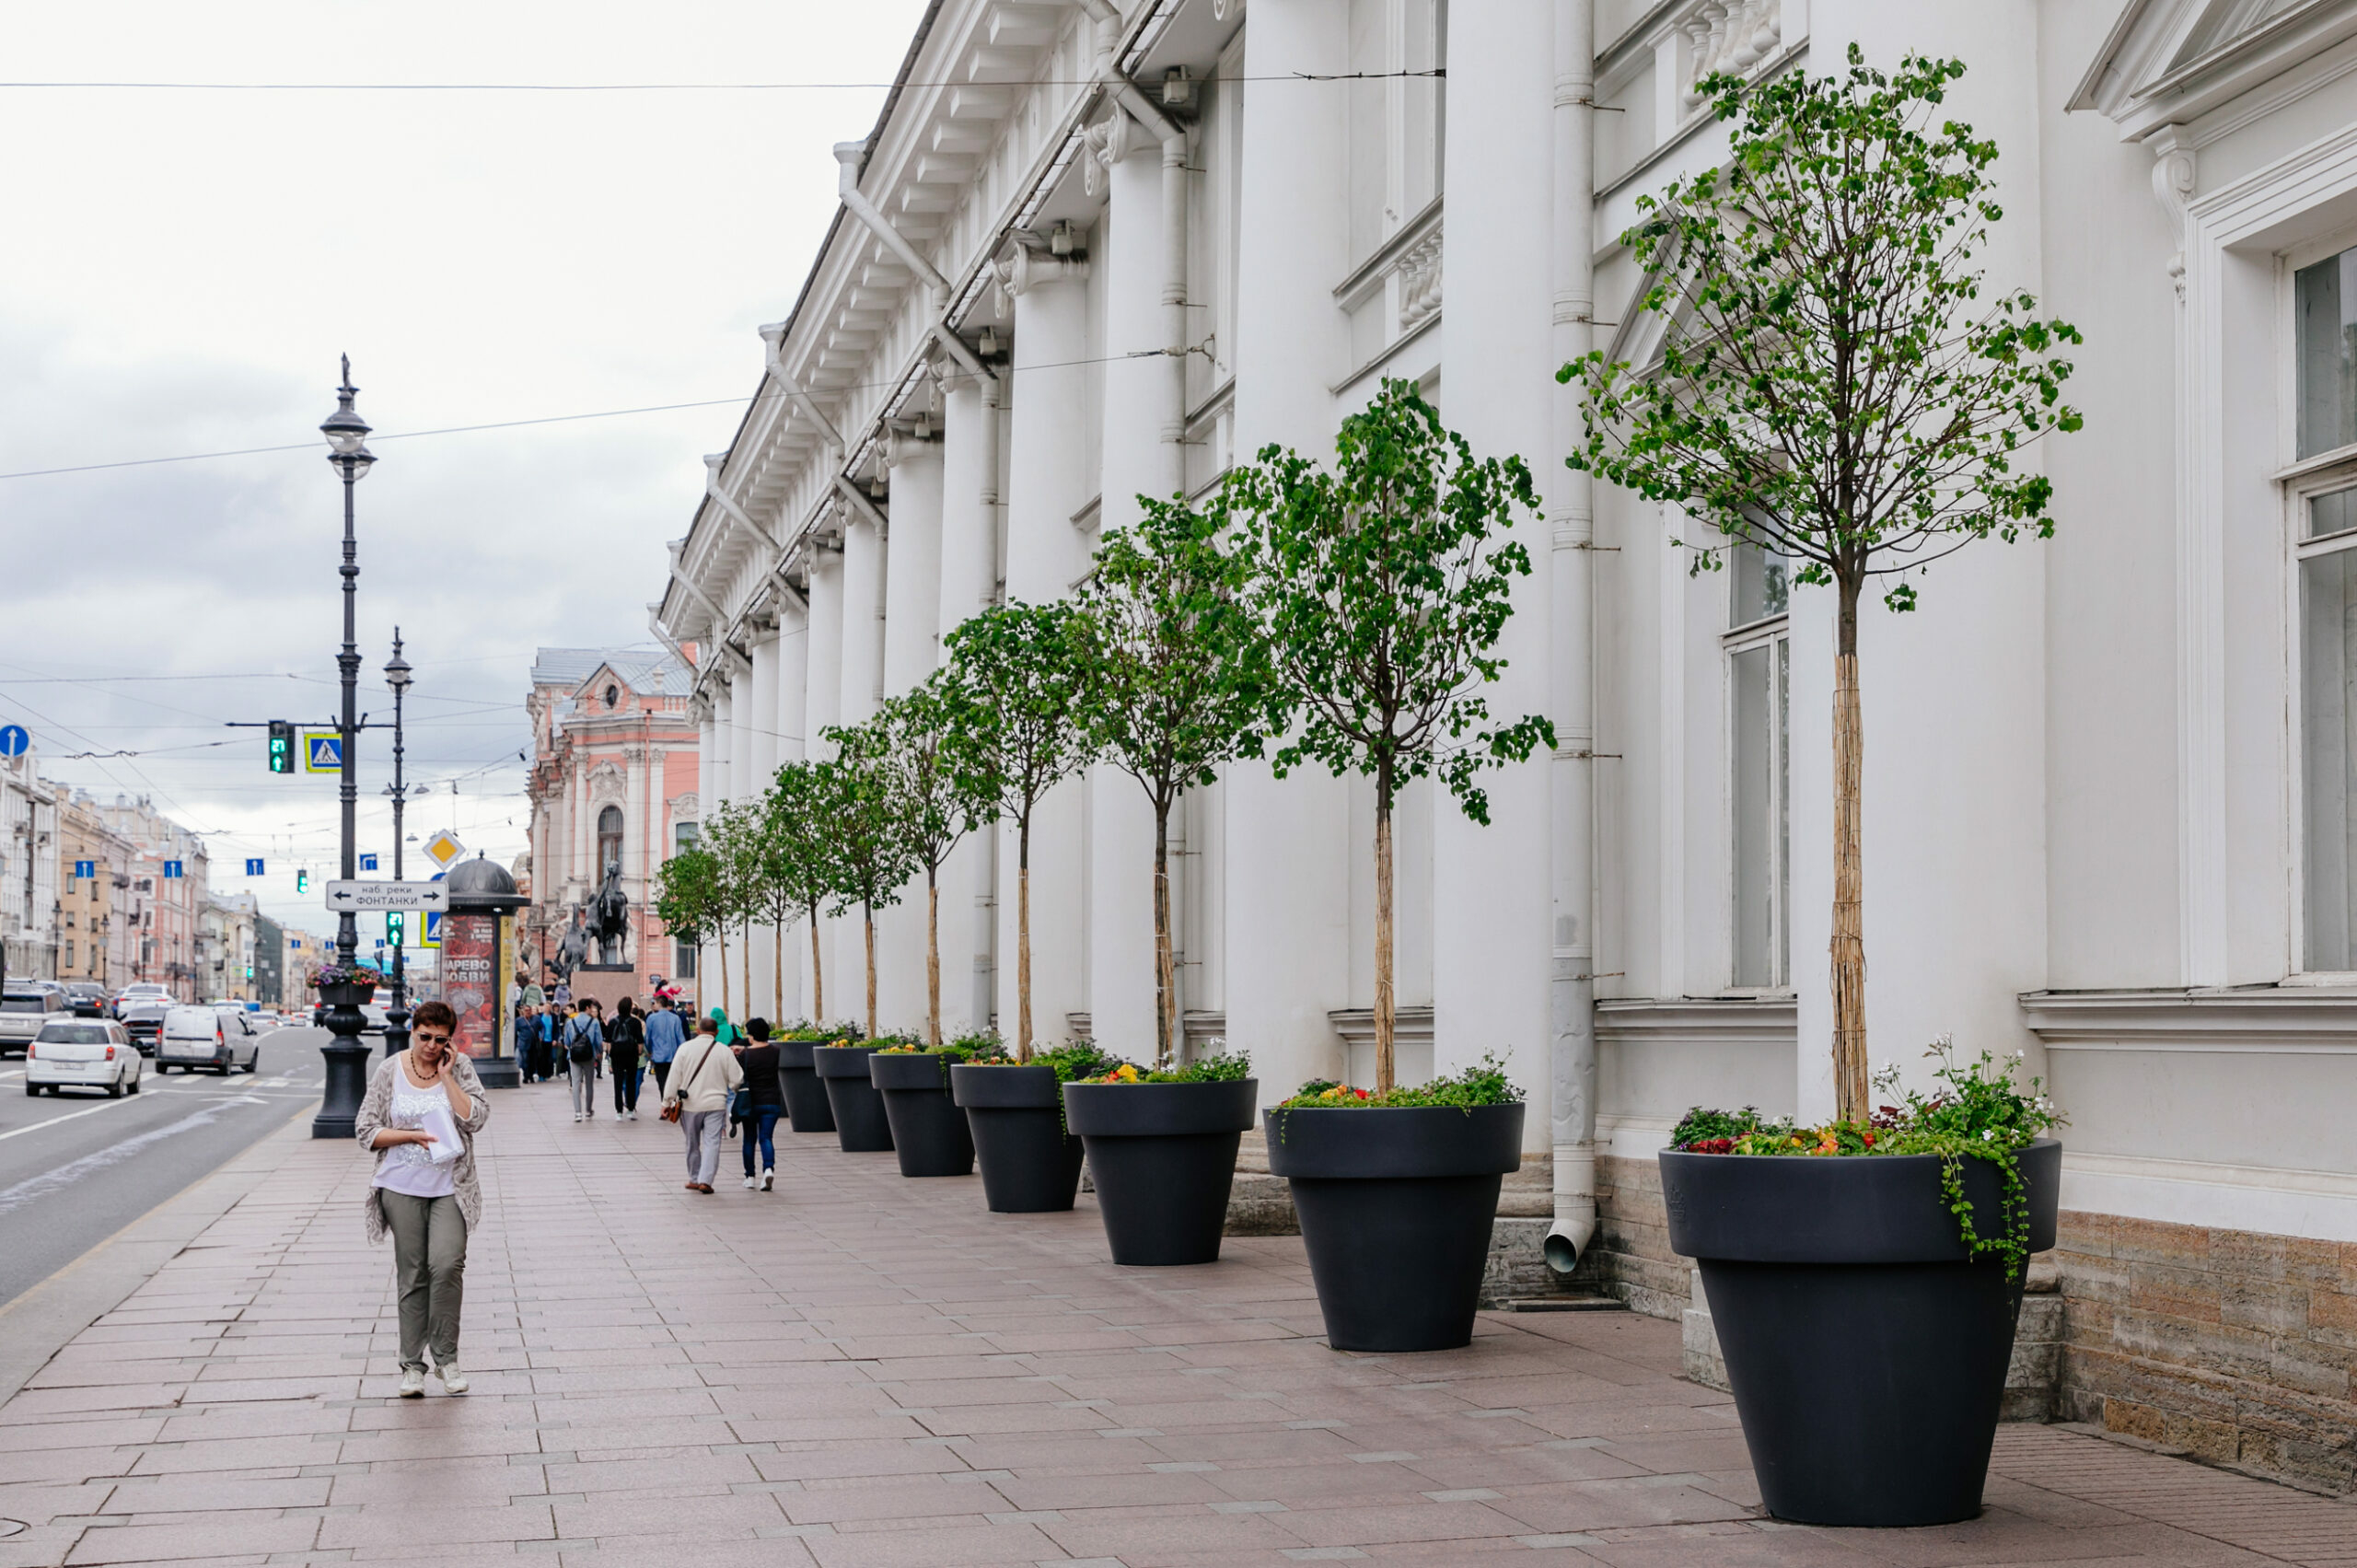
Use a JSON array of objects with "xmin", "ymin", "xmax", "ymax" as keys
[
  {"xmin": 312, "ymin": 356, "xmax": 377, "ymax": 1139},
  {"xmin": 382, "ymin": 633, "xmax": 413, "ymax": 1059}
]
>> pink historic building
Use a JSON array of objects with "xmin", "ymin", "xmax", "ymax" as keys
[{"xmin": 522, "ymin": 649, "xmax": 702, "ymax": 1007}]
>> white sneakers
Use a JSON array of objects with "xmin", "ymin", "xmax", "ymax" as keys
[
  {"xmin": 435, "ymin": 1361, "xmax": 469, "ymax": 1395},
  {"xmin": 761, "ymin": 1169, "xmax": 774, "ymax": 1191},
  {"xmin": 399, "ymin": 1365, "xmax": 426, "ymax": 1398},
  {"xmin": 626, "ymin": 1109, "xmax": 637, "ymax": 1120},
  {"xmin": 743, "ymin": 1175, "xmax": 760, "ymax": 1189},
  {"xmin": 573, "ymin": 1113, "xmax": 582, "ymax": 1123}
]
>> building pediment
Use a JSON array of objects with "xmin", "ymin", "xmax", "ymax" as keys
[{"xmin": 2070, "ymin": 0, "xmax": 2357, "ymax": 139}]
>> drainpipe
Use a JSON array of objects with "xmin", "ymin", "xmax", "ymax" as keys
[
  {"xmin": 832, "ymin": 143, "xmax": 997, "ymax": 389},
  {"xmin": 1544, "ymin": 0, "xmax": 1600, "ymax": 1276},
  {"xmin": 759, "ymin": 322, "xmax": 894, "ymax": 537},
  {"xmin": 704, "ymin": 453, "xmax": 779, "ymax": 574}
]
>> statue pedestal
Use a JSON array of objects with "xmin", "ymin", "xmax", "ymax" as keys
[{"xmin": 563, "ymin": 964, "xmax": 643, "ymax": 1013}]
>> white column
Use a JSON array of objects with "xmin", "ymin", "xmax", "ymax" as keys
[
  {"xmin": 772, "ymin": 602, "xmax": 809, "ymax": 1022},
  {"xmin": 841, "ymin": 514, "xmax": 887, "ymax": 728},
  {"xmin": 745, "ymin": 632, "xmax": 781, "ymax": 1016},
  {"xmin": 1088, "ymin": 143, "xmax": 1178, "ymax": 1060},
  {"xmin": 998, "ymin": 261, "xmax": 1095, "ymax": 1045},
  {"xmin": 878, "ymin": 435, "xmax": 946, "ymax": 1033},
  {"xmin": 1432, "ymin": 0, "xmax": 1555, "ymax": 1133},
  {"xmin": 939, "ymin": 378, "xmax": 1000, "ymax": 1035},
  {"xmin": 804, "ymin": 543, "xmax": 849, "ymax": 1018},
  {"xmin": 1225, "ymin": 0, "xmax": 1354, "ymax": 1098}
]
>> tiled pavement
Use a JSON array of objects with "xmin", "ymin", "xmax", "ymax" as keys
[{"xmin": 0, "ymin": 1077, "xmax": 2348, "ymax": 1568}]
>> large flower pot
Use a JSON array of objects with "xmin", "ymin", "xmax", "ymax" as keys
[
  {"xmin": 1061, "ymin": 1079, "xmax": 1257, "ymax": 1266},
  {"xmin": 775, "ymin": 1040, "xmax": 836, "ymax": 1133},
  {"xmin": 316, "ymin": 980, "xmax": 377, "ymax": 1008},
  {"xmin": 1660, "ymin": 1138, "xmax": 2063, "ymax": 1527},
  {"xmin": 812, "ymin": 1045, "xmax": 893, "ymax": 1153},
  {"xmin": 953, "ymin": 1063, "xmax": 1085, "ymax": 1213},
  {"xmin": 1264, "ymin": 1103, "xmax": 1525, "ymax": 1353},
  {"xmin": 869, "ymin": 1051, "xmax": 976, "ymax": 1178}
]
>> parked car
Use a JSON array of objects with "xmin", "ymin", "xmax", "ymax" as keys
[
  {"xmin": 118, "ymin": 1002, "xmax": 171, "ymax": 1054},
  {"xmin": 109, "ymin": 983, "xmax": 170, "ymax": 1020},
  {"xmin": 156, "ymin": 1005, "xmax": 262, "ymax": 1075},
  {"xmin": 61, "ymin": 982, "xmax": 109, "ymax": 1018},
  {"xmin": 0, "ymin": 986, "xmax": 74, "ymax": 1056},
  {"xmin": 27, "ymin": 1020, "xmax": 142, "ymax": 1098}
]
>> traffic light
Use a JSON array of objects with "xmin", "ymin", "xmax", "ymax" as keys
[
  {"xmin": 296, "ymin": 869, "xmax": 308, "ymax": 894},
  {"xmin": 267, "ymin": 721, "xmax": 295, "ymax": 774},
  {"xmin": 386, "ymin": 912, "xmax": 405, "ymax": 947}
]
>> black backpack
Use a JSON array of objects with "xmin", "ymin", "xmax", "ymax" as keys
[{"xmin": 566, "ymin": 1017, "xmax": 598, "ymax": 1063}]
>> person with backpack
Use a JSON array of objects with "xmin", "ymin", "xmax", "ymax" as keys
[
  {"xmin": 563, "ymin": 1001, "xmax": 605, "ymax": 1122},
  {"xmin": 733, "ymin": 1018, "xmax": 784, "ymax": 1191},
  {"xmin": 644, "ymin": 994, "xmax": 686, "ymax": 1098},
  {"xmin": 608, "ymin": 996, "xmax": 646, "ymax": 1120},
  {"xmin": 664, "ymin": 1015, "xmax": 741, "ymax": 1193}
]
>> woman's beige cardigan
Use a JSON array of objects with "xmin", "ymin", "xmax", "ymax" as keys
[{"xmin": 353, "ymin": 1052, "xmax": 491, "ymax": 1243}]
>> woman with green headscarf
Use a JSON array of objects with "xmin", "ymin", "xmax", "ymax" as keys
[{"xmin": 706, "ymin": 1008, "xmax": 741, "ymax": 1047}]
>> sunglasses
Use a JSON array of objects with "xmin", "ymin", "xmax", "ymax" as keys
[{"xmin": 412, "ymin": 1030, "xmax": 453, "ymax": 1047}]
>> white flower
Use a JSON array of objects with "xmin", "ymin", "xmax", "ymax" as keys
[{"xmin": 1981, "ymin": 1129, "xmax": 1995, "ymax": 1141}]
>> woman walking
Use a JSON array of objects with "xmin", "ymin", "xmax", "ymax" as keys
[
  {"xmin": 665, "ymin": 1015, "xmax": 741, "ymax": 1193},
  {"xmin": 734, "ymin": 1018, "xmax": 784, "ymax": 1191},
  {"xmin": 608, "ymin": 997, "xmax": 645, "ymax": 1120},
  {"xmin": 562, "ymin": 1001, "xmax": 604, "ymax": 1122},
  {"xmin": 354, "ymin": 1000, "xmax": 487, "ymax": 1398}
]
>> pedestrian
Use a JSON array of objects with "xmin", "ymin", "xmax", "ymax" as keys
[
  {"xmin": 644, "ymin": 993, "xmax": 685, "ymax": 1098},
  {"xmin": 734, "ymin": 1017, "xmax": 784, "ymax": 1192},
  {"xmin": 529, "ymin": 1005, "xmax": 555, "ymax": 1082},
  {"xmin": 609, "ymin": 996, "xmax": 645, "ymax": 1120},
  {"xmin": 664, "ymin": 1015, "xmax": 740, "ymax": 1193},
  {"xmin": 514, "ymin": 1005, "xmax": 540, "ymax": 1082},
  {"xmin": 354, "ymin": 1000, "xmax": 486, "ymax": 1399},
  {"xmin": 563, "ymin": 1000, "xmax": 604, "ymax": 1122},
  {"xmin": 707, "ymin": 1006, "xmax": 741, "ymax": 1047}
]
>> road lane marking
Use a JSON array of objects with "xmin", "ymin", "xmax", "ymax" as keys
[{"xmin": 0, "ymin": 1099, "xmax": 261, "ymax": 1217}]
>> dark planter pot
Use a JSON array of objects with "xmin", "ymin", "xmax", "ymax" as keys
[
  {"xmin": 775, "ymin": 1040, "xmax": 836, "ymax": 1133},
  {"xmin": 1062, "ymin": 1079, "xmax": 1257, "ymax": 1266},
  {"xmin": 812, "ymin": 1045, "xmax": 893, "ymax": 1152},
  {"xmin": 316, "ymin": 981, "xmax": 377, "ymax": 1008},
  {"xmin": 1264, "ymin": 1103, "xmax": 1525, "ymax": 1353},
  {"xmin": 953, "ymin": 1063, "xmax": 1085, "ymax": 1213},
  {"xmin": 869, "ymin": 1051, "xmax": 976, "ymax": 1177},
  {"xmin": 1660, "ymin": 1138, "xmax": 2063, "ymax": 1527}
]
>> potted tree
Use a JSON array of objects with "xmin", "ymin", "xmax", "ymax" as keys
[
  {"xmin": 1060, "ymin": 1051, "xmax": 1256, "ymax": 1265},
  {"xmin": 810, "ymin": 718, "xmax": 917, "ymax": 1154},
  {"xmin": 761, "ymin": 761, "xmax": 844, "ymax": 1132},
  {"xmin": 1566, "ymin": 52, "xmax": 2082, "ymax": 1526},
  {"xmin": 696, "ymin": 798, "xmax": 761, "ymax": 1021},
  {"xmin": 951, "ymin": 1039, "xmax": 1116, "ymax": 1212},
  {"xmin": 652, "ymin": 843, "xmax": 724, "ymax": 1016},
  {"xmin": 1224, "ymin": 377, "xmax": 1552, "ymax": 1348}
]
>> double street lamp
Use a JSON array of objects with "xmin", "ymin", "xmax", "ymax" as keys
[
  {"xmin": 312, "ymin": 358, "xmax": 377, "ymax": 1139},
  {"xmin": 382, "ymin": 633, "xmax": 416, "ymax": 1060}
]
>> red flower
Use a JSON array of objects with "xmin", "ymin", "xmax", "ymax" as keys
[{"xmin": 1354, "ymin": 1087, "xmax": 1370, "ymax": 1099}]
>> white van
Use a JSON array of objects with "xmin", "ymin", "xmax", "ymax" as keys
[{"xmin": 157, "ymin": 1005, "xmax": 261, "ymax": 1074}]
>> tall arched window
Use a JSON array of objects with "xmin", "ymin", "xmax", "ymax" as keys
[{"xmin": 597, "ymin": 806, "xmax": 624, "ymax": 877}]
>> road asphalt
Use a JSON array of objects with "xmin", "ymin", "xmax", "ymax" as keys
[{"xmin": 0, "ymin": 1024, "xmax": 329, "ymax": 1307}]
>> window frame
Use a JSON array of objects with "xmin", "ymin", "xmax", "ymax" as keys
[{"xmin": 1722, "ymin": 544, "xmax": 1793, "ymax": 995}]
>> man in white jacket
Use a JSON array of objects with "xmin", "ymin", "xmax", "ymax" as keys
[{"xmin": 666, "ymin": 1016, "xmax": 743, "ymax": 1193}]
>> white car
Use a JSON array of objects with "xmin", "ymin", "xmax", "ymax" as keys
[
  {"xmin": 27, "ymin": 1021, "xmax": 142, "ymax": 1097},
  {"xmin": 0, "ymin": 988, "xmax": 74, "ymax": 1056},
  {"xmin": 156, "ymin": 1005, "xmax": 263, "ymax": 1075}
]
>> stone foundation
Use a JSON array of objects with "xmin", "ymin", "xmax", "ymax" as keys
[{"xmin": 2050, "ymin": 1210, "xmax": 2357, "ymax": 1496}]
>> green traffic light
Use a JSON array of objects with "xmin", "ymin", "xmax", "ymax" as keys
[{"xmin": 296, "ymin": 870, "xmax": 308, "ymax": 893}]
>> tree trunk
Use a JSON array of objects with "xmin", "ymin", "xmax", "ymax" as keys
[
  {"xmin": 926, "ymin": 870, "xmax": 942, "ymax": 1048},
  {"xmin": 773, "ymin": 912, "xmax": 784, "ymax": 1022},
  {"xmin": 1153, "ymin": 802, "xmax": 1176, "ymax": 1070},
  {"xmin": 1016, "ymin": 817, "xmax": 1034, "ymax": 1063},
  {"xmin": 1830, "ymin": 573, "xmax": 1869, "ymax": 1123},
  {"xmin": 865, "ymin": 904, "xmax": 878, "ymax": 1042},
  {"xmin": 1375, "ymin": 794, "xmax": 1396, "ymax": 1095},
  {"xmin": 715, "ymin": 933, "xmax": 730, "ymax": 1028},
  {"xmin": 808, "ymin": 900, "xmax": 825, "ymax": 1023}
]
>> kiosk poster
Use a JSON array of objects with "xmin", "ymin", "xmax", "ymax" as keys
[{"xmin": 443, "ymin": 913, "xmax": 498, "ymax": 1059}]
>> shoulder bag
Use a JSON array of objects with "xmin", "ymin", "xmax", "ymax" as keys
[{"xmin": 661, "ymin": 1039, "xmax": 713, "ymax": 1124}]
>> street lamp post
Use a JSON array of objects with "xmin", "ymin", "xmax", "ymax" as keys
[
  {"xmin": 312, "ymin": 356, "xmax": 376, "ymax": 1139},
  {"xmin": 382, "ymin": 633, "xmax": 413, "ymax": 1059}
]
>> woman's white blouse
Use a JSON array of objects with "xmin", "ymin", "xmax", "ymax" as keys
[{"xmin": 374, "ymin": 1075, "xmax": 458, "ymax": 1199}]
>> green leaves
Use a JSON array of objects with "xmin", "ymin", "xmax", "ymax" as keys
[
  {"xmin": 939, "ymin": 600, "xmax": 1092, "ymax": 847},
  {"xmin": 651, "ymin": 843, "xmax": 724, "ymax": 948},
  {"xmin": 816, "ymin": 715, "xmax": 921, "ymax": 919},
  {"xmin": 760, "ymin": 759, "xmax": 839, "ymax": 925},
  {"xmin": 1225, "ymin": 377, "xmax": 1554, "ymax": 824},
  {"xmin": 1562, "ymin": 47, "xmax": 2083, "ymax": 621},
  {"xmin": 872, "ymin": 676, "xmax": 996, "ymax": 877}
]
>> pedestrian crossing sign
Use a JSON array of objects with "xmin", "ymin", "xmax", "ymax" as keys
[
  {"xmin": 302, "ymin": 731, "xmax": 343, "ymax": 772},
  {"xmin": 421, "ymin": 910, "xmax": 443, "ymax": 949}
]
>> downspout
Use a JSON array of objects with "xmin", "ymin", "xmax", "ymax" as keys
[
  {"xmin": 831, "ymin": 142, "xmax": 997, "ymax": 389},
  {"xmin": 759, "ymin": 321, "xmax": 896, "ymax": 538},
  {"xmin": 704, "ymin": 453, "xmax": 780, "ymax": 574},
  {"xmin": 1545, "ymin": 0, "xmax": 1600, "ymax": 1275}
]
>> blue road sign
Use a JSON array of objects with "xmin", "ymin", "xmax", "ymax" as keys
[
  {"xmin": 161, "ymin": 860, "xmax": 183, "ymax": 879},
  {"xmin": 244, "ymin": 858, "xmax": 265, "ymax": 876},
  {"xmin": 360, "ymin": 853, "xmax": 378, "ymax": 872},
  {"xmin": 72, "ymin": 860, "xmax": 94, "ymax": 880},
  {"xmin": 303, "ymin": 732, "xmax": 343, "ymax": 772},
  {"xmin": 0, "ymin": 726, "xmax": 27, "ymax": 759},
  {"xmin": 421, "ymin": 910, "xmax": 442, "ymax": 949}
]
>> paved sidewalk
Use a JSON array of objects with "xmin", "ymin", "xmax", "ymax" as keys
[{"xmin": 0, "ymin": 1075, "xmax": 2347, "ymax": 1568}]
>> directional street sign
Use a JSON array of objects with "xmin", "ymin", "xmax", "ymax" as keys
[
  {"xmin": 423, "ymin": 830, "xmax": 465, "ymax": 869},
  {"xmin": 0, "ymin": 726, "xmax": 28, "ymax": 758},
  {"xmin": 323, "ymin": 879, "xmax": 450, "ymax": 913},
  {"xmin": 161, "ymin": 860, "xmax": 183, "ymax": 879},
  {"xmin": 302, "ymin": 731, "xmax": 343, "ymax": 773},
  {"xmin": 359, "ymin": 853, "xmax": 378, "ymax": 872},
  {"xmin": 72, "ymin": 860, "xmax": 94, "ymax": 880},
  {"xmin": 244, "ymin": 858, "xmax": 265, "ymax": 876}
]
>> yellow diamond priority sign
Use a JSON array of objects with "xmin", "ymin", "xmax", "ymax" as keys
[{"xmin": 424, "ymin": 830, "xmax": 466, "ymax": 870}]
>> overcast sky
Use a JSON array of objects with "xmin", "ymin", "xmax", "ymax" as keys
[{"xmin": 0, "ymin": 0, "xmax": 928, "ymax": 944}]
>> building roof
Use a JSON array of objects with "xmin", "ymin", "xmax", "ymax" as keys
[{"xmin": 529, "ymin": 647, "xmax": 693, "ymax": 700}]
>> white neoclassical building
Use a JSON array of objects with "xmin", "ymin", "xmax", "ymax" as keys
[{"xmin": 656, "ymin": 0, "xmax": 2357, "ymax": 1488}]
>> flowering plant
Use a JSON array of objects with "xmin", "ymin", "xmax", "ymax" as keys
[
  {"xmin": 1670, "ymin": 1038, "xmax": 2064, "ymax": 1276},
  {"xmin": 1079, "ymin": 1050, "xmax": 1251, "ymax": 1086},
  {"xmin": 310, "ymin": 964, "xmax": 384, "ymax": 989},
  {"xmin": 970, "ymin": 1039, "xmax": 1119, "ymax": 1083},
  {"xmin": 1276, "ymin": 1055, "xmax": 1523, "ymax": 1110}
]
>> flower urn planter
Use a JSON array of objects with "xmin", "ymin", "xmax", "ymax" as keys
[
  {"xmin": 1264, "ymin": 1103, "xmax": 1525, "ymax": 1352},
  {"xmin": 812, "ymin": 1045, "xmax": 893, "ymax": 1153},
  {"xmin": 1659, "ymin": 1138, "xmax": 2063, "ymax": 1527},
  {"xmin": 869, "ymin": 1052, "xmax": 976, "ymax": 1178},
  {"xmin": 952, "ymin": 1063, "xmax": 1086, "ymax": 1213},
  {"xmin": 774, "ymin": 1040, "xmax": 837, "ymax": 1133},
  {"xmin": 315, "ymin": 980, "xmax": 377, "ymax": 1008},
  {"xmin": 1061, "ymin": 1079, "xmax": 1258, "ymax": 1265}
]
